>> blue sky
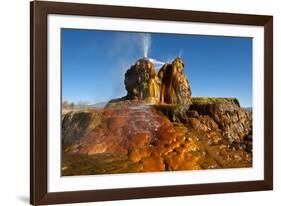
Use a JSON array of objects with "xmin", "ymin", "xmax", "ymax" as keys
[{"xmin": 62, "ymin": 29, "xmax": 252, "ymax": 107}]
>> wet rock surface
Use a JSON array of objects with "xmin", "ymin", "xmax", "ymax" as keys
[
  {"xmin": 62, "ymin": 110, "xmax": 102, "ymax": 146},
  {"xmin": 158, "ymin": 58, "xmax": 192, "ymax": 105},
  {"xmin": 120, "ymin": 57, "xmax": 192, "ymax": 106},
  {"xmin": 62, "ymin": 100, "xmax": 252, "ymax": 176},
  {"xmin": 124, "ymin": 58, "xmax": 160, "ymax": 103}
]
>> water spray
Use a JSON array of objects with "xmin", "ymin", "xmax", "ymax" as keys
[
  {"xmin": 142, "ymin": 34, "xmax": 151, "ymax": 58},
  {"xmin": 148, "ymin": 58, "xmax": 166, "ymax": 68},
  {"xmin": 140, "ymin": 34, "xmax": 173, "ymax": 69}
]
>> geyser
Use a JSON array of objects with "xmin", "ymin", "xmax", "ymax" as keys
[{"xmin": 142, "ymin": 34, "xmax": 151, "ymax": 58}]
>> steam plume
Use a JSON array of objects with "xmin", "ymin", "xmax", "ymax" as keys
[
  {"xmin": 148, "ymin": 58, "xmax": 166, "ymax": 69},
  {"xmin": 142, "ymin": 34, "xmax": 151, "ymax": 58}
]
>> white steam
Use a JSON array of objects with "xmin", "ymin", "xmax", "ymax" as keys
[
  {"xmin": 148, "ymin": 58, "xmax": 166, "ymax": 69},
  {"xmin": 178, "ymin": 49, "xmax": 183, "ymax": 58},
  {"xmin": 141, "ymin": 34, "xmax": 151, "ymax": 58}
]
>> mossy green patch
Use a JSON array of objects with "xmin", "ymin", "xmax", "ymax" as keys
[{"xmin": 191, "ymin": 97, "xmax": 240, "ymax": 107}]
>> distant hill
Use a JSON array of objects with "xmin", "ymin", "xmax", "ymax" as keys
[
  {"xmin": 89, "ymin": 102, "xmax": 107, "ymax": 108},
  {"xmin": 244, "ymin": 107, "xmax": 252, "ymax": 112}
]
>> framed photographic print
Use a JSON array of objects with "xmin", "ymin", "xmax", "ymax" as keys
[{"xmin": 30, "ymin": 1, "xmax": 273, "ymax": 205}]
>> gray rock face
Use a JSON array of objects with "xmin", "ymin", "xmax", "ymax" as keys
[
  {"xmin": 62, "ymin": 110, "xmax": 102, "ymax": 146},
  {"xmin": 189, "ymin": 102, "xmax": 252, "ymax": 143},
  {"xmin": 156, "ymin": 100, "xmax": 252, "ymax": 143}
]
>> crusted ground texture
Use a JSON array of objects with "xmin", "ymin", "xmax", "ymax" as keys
[{"xmin": 62, "ymin": 99, "xmax": 252, "ymax": 175}]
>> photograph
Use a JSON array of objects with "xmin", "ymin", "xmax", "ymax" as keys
[
  {"xmin": 61, "ymin": 29, "xmax": 253, "ymax": 176},
  {"xmin": 29, "ymin": 1, "xmax": 273, "ymax": 204}
]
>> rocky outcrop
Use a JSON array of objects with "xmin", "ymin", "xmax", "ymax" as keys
[
  {"xmin": 123, "ymin": 57, "xmax": 191, "ymax": 105},
  {"xmin": 62, "ymin": 109, "xmax": 102, "ymax": 146},
  {"xmin": 124, "ymin": 58, "xmax": 160, "ymax": 103},
  {"xmin": 189, "ymin": 101, "xmax": 252, "ymax": 143},
  {"xmin": 158, "ymin": 58, "xmax": 192, "ymax": 105},
  {"xmin": 157, "ymin": 98, "xmax": 252, "ymax": 143}
]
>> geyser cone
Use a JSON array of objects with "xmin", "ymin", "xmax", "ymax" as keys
[{"xmin": 124, "ymin": 58, "xmax": 160, "ymax": 103}]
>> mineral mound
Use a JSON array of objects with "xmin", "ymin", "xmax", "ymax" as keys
[
  {"xmin": 62, "ymin": 57, "xmax": 252, "ymax": 176},
  {"xmin": 109, "ymin": 58, "xmax": 192, "ymax": 106}
]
